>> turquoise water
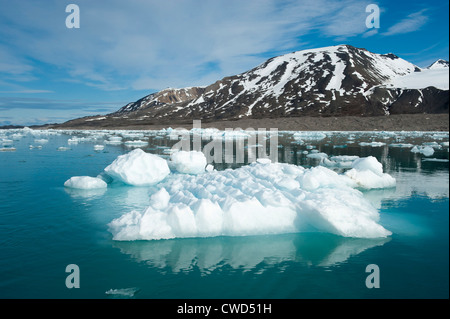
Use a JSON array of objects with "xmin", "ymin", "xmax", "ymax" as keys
[{"xmin": 0, "ymin": 129, "xmax": 448, "ymax": 299}]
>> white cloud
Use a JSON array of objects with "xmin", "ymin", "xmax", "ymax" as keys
[
  {"xmin": 362, "ymin": 29, "xmax": 379, "ymax": 38},
  {"xmin": 382, "ymin": 9, "xmax": 429, "ymax": 36},
  {"xmin": 0, "ymin": 45, "xmax": 34, "ymax": 81},
  {"xmin": 0, "ymin": 90, "xmax": 53, "ymax": 94},
  {"xmin": 0, "ymin": 0, "xmax": 377, "ymax": 93}
]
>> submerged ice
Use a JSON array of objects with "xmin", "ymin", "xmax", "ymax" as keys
[{"xmin": 107, "ymin": 153, "xmax": 395, "ymax": 240}]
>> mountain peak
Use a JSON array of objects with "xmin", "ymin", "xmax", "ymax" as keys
[
  {"xmin": 60, "ymin": 45, "xmax": 448, "ymax": 128},
  {"xmin": 427, "ymin": 59, "xmax": 449, "ymax": 69}
]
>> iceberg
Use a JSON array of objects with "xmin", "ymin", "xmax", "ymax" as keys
[
  {"xmin": 64, "ymin": 176, "xmax": 107, "ymax": 189},
  {"xmin": 104, "ymin": 148, "xmax": 170, "ymax": 186},
  {"xmin": 109, "ymin": 157, "xmax": 394, "ymax": 241}
]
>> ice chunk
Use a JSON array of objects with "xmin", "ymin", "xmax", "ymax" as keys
[
  {"xmin": 64, "ymin": 176, "xmax": 107, "ymax": 189},
  {"xmin": 298, "ymin": 166, "xmax": 355, "ymax": 190},
  {"xmin": 34, "ymin": 139, "xmax": 48, "ymax": 144},
  {"xmin": 149, "ymin": 188, "xmax": 170, "ymax": 210},
  {"xmin": 105, "ymin": 136, "xmax": 123, "ymax": 145},
  {"xmin": 345, "ymin": 156, "xmax": 396, "ymax": 189},
  {"xmin": 109, "ymin": 160, "xmax": 393, "ymax": 241},
  {"xmin": 105, "ymin": 287, "xmax": 139, "ymax": 298},
  {"xmin": 306, "ymin": 152, "xmax": 328, "ymax": 160},
  {"xmin": 256, "ymin": 158, "xmax": 272, "ymax": 164},
  {"xmin": 104, "ymin": 148, "xmax": 170, "ymax": 186},
  {"xmin": 411, "ymin": 145, "xmax": 434, "ymax": 157},
  {"xmin": 359, "ymin": 141, "xmax": 386, "ymax": 147},
  {"xmin": 422, "ymin": 158, "xmax": 449, "ymax": 163},
  {"xmin": 293, "ymin": 132, "xmax": 326, "ymax": 140},
  {"xmin": 389, "ymin": 143, "xmax": 414, "ymax": 148},
  {"xmin": 68, "ymin": 137, "xmax": 79, "ymax": 144},
  {"xmin": 124, "ymin": 140, "xmax": 148, "ymax": 147},
  {"xmin": 322, "ymin": 155, "xmax": 359, "ymax": 168},
  {"xmin": 170, "ymin": 151, "xmax": 207, "ymax": 174}
]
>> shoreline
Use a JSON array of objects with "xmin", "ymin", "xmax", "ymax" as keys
[{"xmin": 40, "ymin": 114, "xmax": 449, "ymax": 132}]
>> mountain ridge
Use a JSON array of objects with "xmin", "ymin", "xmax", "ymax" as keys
[{"xmin": 55, "ymin": 44, "xmax": 449, "ymax": 128}]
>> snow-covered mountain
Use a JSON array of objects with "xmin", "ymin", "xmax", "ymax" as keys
[
  {"xmin": 59, "ymin": 45, "xmax": 449, "ymax": 127},
  {"xmin": 427, "ymin": 59, "xmax": 449, "ymax": 69},
  {"xmin": 116, "ymin": 87, "xmax": 205, "ymax": 114}
]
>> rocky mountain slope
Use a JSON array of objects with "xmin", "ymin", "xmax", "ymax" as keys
[{"xmin": 56, "ymin": 44, "xmax": 449, "ymax": 128}]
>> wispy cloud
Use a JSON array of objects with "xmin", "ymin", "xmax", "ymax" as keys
[
  {"xmin": 0, "ymin": 0, "xmax": 374, "ymax": 93},
  {"xmin": 382, "ymin": 9, "xmax": 429, "ymax": 36},
  {"xmin": 0, "ymin": 96, "xmax": 123, "ymax": 112},
  {"xmin": 0, "ymin": 90, "xmax": 53, "ymax": 94}
]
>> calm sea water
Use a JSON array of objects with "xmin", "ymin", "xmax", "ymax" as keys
[{"xmin": 0, "ymin": 129, "xmax": 448, "ymax": 299}]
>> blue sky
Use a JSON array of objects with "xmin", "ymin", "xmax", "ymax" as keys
[{"xmin": 0, "ymin": 0, "xmax": 448, "ymax": 126}]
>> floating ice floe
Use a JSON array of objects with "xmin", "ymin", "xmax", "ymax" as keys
[
  {"xmin": 1, "ymin": 139, "xmax": 13, "ymax": 146},
  {"xmin": 422, "ymin": 158, "xmax": 449, "ymax": 163},
  {"xmin": 322, "ymin": 155, "xmax": 359, "ymax": 168},
  {"xmin": 423, "ymin": 142, "xmax": 442, "ymax": 149},
  {"xmin": 68, "ymin": 137, "xmax": 79, "ymax": 144},
  {"xmin": 411, "ymin": 145, "xmax": 435, "ymax": 157},
  {"xmin": 306, "ymin": 152, "xmax": 328, "ymax": 160},
  {"xmin": 10, "ymin": 133, "xmax": 23, "ymax": 140},
  {"xmin": 105, "ymin": 287, "xmax": 140, "ymax": 298},
  {"xmin": 104, "ymin": 148, "xmax": 170, "ymax": 186},
  {"xmin": 222, "ymin": 130, "xmax": 251, "ymax": 140},
  {"xmin": 359, "ymin": 141, "xmax": 386, "ymax": 147},
  {"xmin": 34, "ymin": 139, "xmax": 49, "ymax": 144},
  {"xmin": 64, "ymin": 176, "xmax": 107, "ymax": 189},
  {"xmin": 94, "ymin": 145, "xmax": 105, "ymax": 151},
  {"xmin": 389, "ymin": 143, "xmax": 414, "ymax": 148},
  {"xmin": 170, "ymin": 150, "xmax": 207, "ymax": 175},
  {"xmin": 292, "ymin": 132, "xmax": 326, "ymax": 141},
  {"xmin": 105, "ymin": 136, "xmax": 123, "ymax": 145},
  {"xmin": 124, "ymin": 140, "xmax": 148, "ymax": 147},
  {"xmin": 108, "ymin": 156, "xmax": 395, "ymax": 241}
]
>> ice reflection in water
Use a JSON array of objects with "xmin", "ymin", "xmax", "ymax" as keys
[{"xmin": 113, "ymin": 233, "xmax": 390, "ymax": 274}]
